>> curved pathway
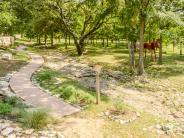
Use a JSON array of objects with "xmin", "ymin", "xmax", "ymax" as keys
[{"xmin": 10, "ymin": 53, "xmax": 80, "ymax": 117}]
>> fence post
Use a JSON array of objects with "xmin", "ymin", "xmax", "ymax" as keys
[{"xmin": 94, "ymin": 65, "xmax": 102, "ymax": 105}]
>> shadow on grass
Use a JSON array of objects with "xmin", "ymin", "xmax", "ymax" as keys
[{"xmin": 145, "ymin": 54, "xmax": 184, "ymax": 78}]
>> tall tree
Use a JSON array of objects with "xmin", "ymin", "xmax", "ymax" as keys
[{"xmin": 39, "ymin": 0, "xmax": 120, "ymax": 55}]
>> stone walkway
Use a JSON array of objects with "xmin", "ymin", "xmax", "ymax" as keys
[{"xmin": 10, "ymin": 53, "xmax": 80, "ymax": 117}]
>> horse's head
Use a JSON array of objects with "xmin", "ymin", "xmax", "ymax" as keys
[{"xmin": 155, "ymin": 39, "xmax": 161, "ymax": 48}]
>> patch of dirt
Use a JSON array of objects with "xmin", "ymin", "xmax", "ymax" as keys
[
  {"xmin": 53, "ymin": 118, "xmax": 105, "ymax": 138},
  {"xmin": 105, "ymin": 86, "xmax": 184, "ymax": 132}
]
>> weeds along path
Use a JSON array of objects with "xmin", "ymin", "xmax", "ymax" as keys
[{"xmin": 10, "ymin": 52, "xmax": 80, "ymax": 117}]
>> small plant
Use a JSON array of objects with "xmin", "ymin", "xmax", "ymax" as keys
[
  {"xmin": 60, "ymin": 85, "xmax": 95, "ymax": 105},
  {"xmin": 113, "ymin": 100, "xmax": 125, "ymax": 112},
  {"xmin": 5, "ymin": 96, "xmax": 26, "ymax": 109},
  {"xmin": 21, "ymin": 110, "xmax": 49, "ymax": 129},
  {"xmin": 11, "ymin": 107, "xmax": 24, "ymax": 118},
  {"xmin": 5, "ymin": 96, "xmax": 19, "ymax": 107},
  {"xmin": 0, "ymin": 102, "xmax": 12, "ymax": 115}
]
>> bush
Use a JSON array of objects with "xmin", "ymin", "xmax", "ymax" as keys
[
  {"xmin": 0, "ymin": 102, "xmax": 12, "ymax": 115},
  {"xmin": 5, "ymin": 96, "xmax": 26, "ymax": 109},
  {"xmin": 113, "ymin": 100, "xmax": 125, "ymax": 112},
  {"xmin": 11, "ymin": 107, "xmax": 24, "ymax": 118},
  {"xmin": 21, "ymin": 110, "xmax": 49, "ymax": 129},
  {"xmin": 5, "ymin": 96, "xmax": 19, "ymax": 107},
  {"xmin": 60, "ymin": 85, "xmax": 95, "ymax": 105},
  {"xmin": 36, "ymin": 69, "xmax": 59, "ymax": 82}
]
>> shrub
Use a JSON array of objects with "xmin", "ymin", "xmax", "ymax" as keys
[
  {"xmin": 5, "ymin": 96, "xmax": 26, "ymax": 109},
  {"xmin": 11, "ymin": 107, "xmax": 24, "ymax": 118},
  {"xmin": 0, "ymin": 102, "xmax": 12, "ymax": 115},
  {"xmin": 36, "ymin": 69, "xmax": 59, "ymax": 82},
  {"xmin": 60, "ymin": 85, "xmax": 95, "ymax": 105},
  {"xmin": 113, "ymin": 100, "xmax": 125, "ymax": 112},
  {"xmin": 5, "ymin": 96, "xmax": 19, "ymax": 107},
  {"xmin": 21, "ymin": 110, "xmax": 49, "ymax": 129}
]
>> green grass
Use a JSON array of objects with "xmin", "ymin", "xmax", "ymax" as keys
[
  {"xmin": 21, "ymin": 110, "xmax": 49, "ymax": 130},
  {"xmin": 0, "ymin": 102, "xmax": 12, "ymax": 115},
  {"xmin": 34, "ymin": 68, "xmax": 109, "ymax": 106},
  {"xmin": 0, "ymin": 96, "xmax": 49, "ymax": 129}
]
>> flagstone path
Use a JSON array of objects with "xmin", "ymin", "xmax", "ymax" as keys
[{"xmin": 10, "ymin": 53, "xmax": 80, "ymax": 117}]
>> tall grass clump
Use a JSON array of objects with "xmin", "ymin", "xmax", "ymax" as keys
[{"xmin": 21, "ymin": 110, "xmax": 49, "ymax": 129}]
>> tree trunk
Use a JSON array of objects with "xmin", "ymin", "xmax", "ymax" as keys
[
  {"xmin": 51, "ymin": 32, "xmax": 54, "ymax": 47},
  {"xmin": 73, "ymin": 38, "xmax": 84, "ymax": 56},
  {"xmin": 44, "ymin": 34, "xmax": 47, "ymax": 47},
  {"xmin": 58, "ymin": 36, "xmax": 61, "ymax": 43},
  {"xmin": 37, "ymin": 35, "xmax": 41, "ymax": 44},
  {"xmin": 107, "ymin": 38, "xmax": 109, "ymax": 47},
  {"xmin": 173, "ymin": 39, "xmax": 176, "ymax": 53},
  {"xmin": 180, "ymin": 40, "xmax": 183, "ymax": 55},
  {"xmin": 102, "ymin": 38, "xmax": 105, "ymax": 47},
  {"xmin": 38, "ymin": 35, "xmax": 41, "ymax": 45},
  {"xmin": 65, "ymin": 33, "xmax": 68, "ymax": 49},
  {"xmin": 69, "ymin": 35, "xmax": 71, "ymax": 45},
  {"xmin": 128, "ymin": 41, "xmax": 135, "ymax": 71},
  {"xmin": 158, "ymin": 32, "xmax": 163, "ymax": 64},
  {"xmin": 138, "ymin": 17, "xmax": 145, "ymax": 75}
]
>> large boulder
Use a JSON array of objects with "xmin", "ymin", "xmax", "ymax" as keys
[
  {"xmin": 1, "ymin": 53, "xmax": 13, "ymax": 60},
  {"xmin": 60, "ymin": 63, "xmax": 131, "ymax": 91},
  {"xmin": 16, "ymin": 45, "xmax": 27, "ymax": 51}
]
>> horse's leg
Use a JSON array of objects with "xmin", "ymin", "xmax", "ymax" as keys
[
  {"xmin": 154, "ymin": 48, "xmax": 156, "ymax": 61},
  {"xmin": 144, "ymin": 49, "xmax": 146, "ymax": 59},
  {"xmin": 151, "ymin": 49, "xmax": 153, "ymax": 61}
]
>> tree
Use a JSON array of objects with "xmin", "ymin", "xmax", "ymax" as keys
[
  {"xmin": 0, "ymin": 1, "xmax": 16, "ymax": 35},
  {"xmin": 38, "ymin": 0, "xmax": 120, "ymax": 55}
]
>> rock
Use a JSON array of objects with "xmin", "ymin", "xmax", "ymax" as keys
[
  {"xmin": 161, "ymin": 123, "xmax": 174, "ymax": 131},
  {"xmin": 39, "ymin": 131, "xmax": 48, "ymax": 136},
  {"xmin": 2, "ymin": 53, "xmax": 13, "ymax": 60},
  {"xmin": 136, "ymin": 112, "xmax": 141, "ymax": 117},
  {"xmin": 119, "ymin": 120, "xmax": 127, "ymax": 124},
  {"xmin": 165, "ymin": 130, "xmax": 174, "ymax": 135},
  {"xmin": 104, "ymin": 111, "xmax": 110, "ymax": 116},
  {"xmin": 0, "ymin": 123, "xmax": 9, "ymax": 131},
  {"xmin": 173, "ymin": 112, "xmax": 183, "ymax": 118},
  {"xmin": 156, "ymin": 129, "xmax": 165, "ymax": 135},
  {"xmin": 56, "ymin": 132, "xmax": 64, "ymax": 138},
  {"xmin": 0, "ymin": 81, "xmax": 9, "ymax": 87},
  {"xmin": 24, "ymin": 129, "xmax": 34, "ymax": 135},
  {"xmin": 7, "ymin": 133, "xmax": 16, "ymax": 138},
  {"xmin": 16, "ymin": 45, "xmax": 27, "ymax": 51},
  {"xmin": 155, "ymin": 124, "xmax": 161, "ymax": 129},
  {"xmin": 15, "ymin": 132, "xmax": 22, "ymax": 136},
  {"xmin": 14, "ymin": 127, "xmax": 22, "ymax": 133},
  {"xmin": 1, "ymin": 127, "xmax": 14, "ymax": 136}
]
